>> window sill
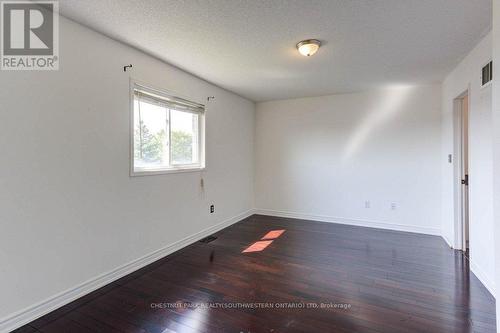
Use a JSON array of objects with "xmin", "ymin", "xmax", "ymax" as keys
[{"xmin": 131, "ymin": 166, "xmax": 205, "ymax": 177}]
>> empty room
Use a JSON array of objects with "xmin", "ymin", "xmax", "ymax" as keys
[{"xmin": 2, "ymin": 0, "xmax": 500, "ymax": 332}]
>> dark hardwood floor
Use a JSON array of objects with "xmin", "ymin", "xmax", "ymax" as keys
[{"xmin": 13, "ymin": 215, "xmax": 496, "ymax": 333}]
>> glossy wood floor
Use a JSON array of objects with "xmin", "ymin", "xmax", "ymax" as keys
[{"xmin": 14, "ymin": 215, "xmax": 496, "ymax": 333}]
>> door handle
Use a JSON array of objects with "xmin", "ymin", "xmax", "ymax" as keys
[{"xmin": 461, "ymin": 174, "xmax": 469, "ymax": 186}]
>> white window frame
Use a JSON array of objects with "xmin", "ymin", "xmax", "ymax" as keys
[{"xmin": 130, "ymin": 79, "xmax": 206, "ymax": 176}]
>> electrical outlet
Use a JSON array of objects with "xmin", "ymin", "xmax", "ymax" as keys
[
  {"xmin": 365, "ymin": 201, "xmax": 370, "ymax": 209},
  {"xmin": 391, "ymin": 202, "xmax": 397, "ymax": 210},
  {"xmin": 210, "ymin": 205, "xmax": 215, "ymax": 213}
]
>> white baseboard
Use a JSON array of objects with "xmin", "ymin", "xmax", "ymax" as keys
[
  {"xmin": 0, "ymin": 209, "xmax": 254, "ymax": 333},
  {"xmin": 441, "ymin": 234, "xmax": 454, "ymax": 248},
  {"xmin": 254, "ymin": 209, "xmax": 442, "ymax": 236},
  {"xmin": 469, "ymin": 258, "xmax": 496, "ymax": 299}
]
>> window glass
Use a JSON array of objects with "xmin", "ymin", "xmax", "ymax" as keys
[
  {"xmin": 132, "ymin": 85, "xmax": 204, "ymax": 175},
  {"xmin": 171, "ymin": 109, "xmax": 199, "ymax": 165}
]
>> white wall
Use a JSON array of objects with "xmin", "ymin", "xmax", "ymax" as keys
[
  {"xmin": 255, "ymin": 85, "xmax": 442, "ymax": 235},
  {"xmin": 0, "ymin": 16, "xmax": 255, "ymax": 328},
  {"xmin": 492, "ymin": 1, "xmax": 500, "ymax": 330},
  {"xmin": 441, "ymin": 32, "xmax": 495, "ymax": 295}
]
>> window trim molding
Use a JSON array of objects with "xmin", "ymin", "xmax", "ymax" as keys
[{"xmin": 129, "ymin": 78, "xmax": 206, "ymax": 177}]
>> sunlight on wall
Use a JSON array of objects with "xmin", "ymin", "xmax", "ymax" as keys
[{"xmin": 342, "ymin": 85, "xmax": 414, "ymax": 161}]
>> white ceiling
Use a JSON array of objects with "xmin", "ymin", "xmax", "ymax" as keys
[{"xmin": 59, "ymin": 0, "xmax": 492, "ymax": 102}]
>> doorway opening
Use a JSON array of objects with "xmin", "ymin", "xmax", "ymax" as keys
[{"xmin": 453, "ymin": 90, "xmax": 470, "ymax": 255}]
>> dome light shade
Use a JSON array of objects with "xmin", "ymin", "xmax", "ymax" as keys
[{"xmin": 296, "ymin": 39, "xmax": 321, "ymax": 57}]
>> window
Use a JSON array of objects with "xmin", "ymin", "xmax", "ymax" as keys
[{"xmin": 131, "ymin": 83, "xmax": 205, "ymax": 175}]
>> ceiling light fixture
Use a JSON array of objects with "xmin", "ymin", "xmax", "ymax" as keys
[{"xmin": 296, "ymin": 39, "xmax": 321, "ymax": 57}]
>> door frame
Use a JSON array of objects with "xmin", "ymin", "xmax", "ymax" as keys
[{"xmin": 452, "ymin": 88, "xmax": 470, "ymax": 252}]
